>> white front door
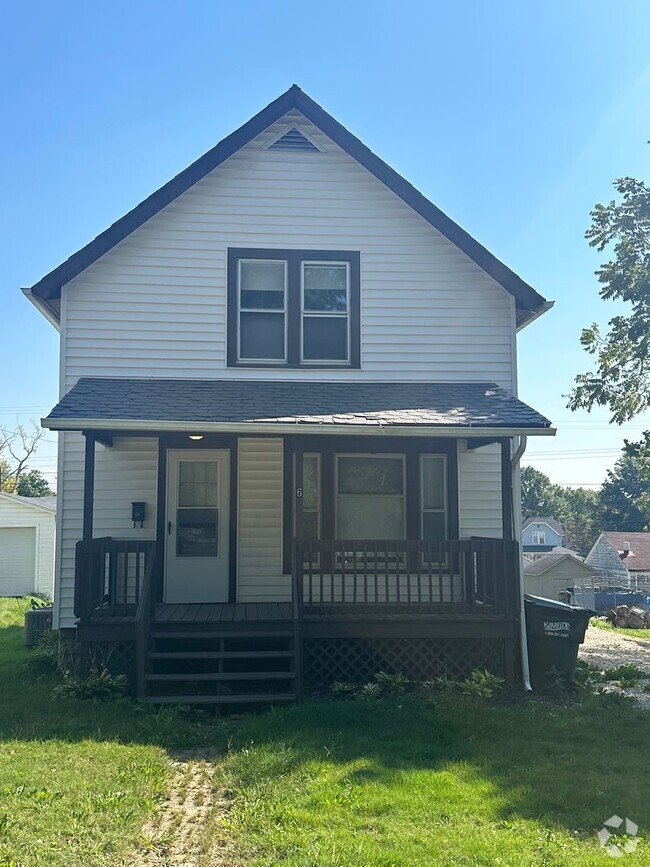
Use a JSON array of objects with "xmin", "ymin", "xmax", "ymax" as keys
[{"xmin": 164, "ymin": 450, "xmax": 230, "ymax": 603}]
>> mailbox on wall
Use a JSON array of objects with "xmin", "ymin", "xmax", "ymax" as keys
[{"xmin": 131, "ymin": 502, "xmax": 146, "ymax": 528}]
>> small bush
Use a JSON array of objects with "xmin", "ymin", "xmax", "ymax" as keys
[
  {"xmin": 602, "ymin": 663, "xmax": 647, "ymax": 683},
  {"xmin": 373, "ymin": 671, "xmax": 409, "ymax": 696},
  {"xmin": 52, "ymin": 668, "xmax": 128, "ymax": 702},
  {"xmin": 21, "ymin": 630, "xmax": 63, "ymax": 678},
  {"xmin": 459, "ymin": 669, "xmax": 505, "ymax": 700}
]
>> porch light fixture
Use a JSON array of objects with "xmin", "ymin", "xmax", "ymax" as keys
[{"xmin": 188, "ymin": 435, "xmax": 204, "ymax": 441}]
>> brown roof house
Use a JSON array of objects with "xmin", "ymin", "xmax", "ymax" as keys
[{"xmin": 585, "ymin": 532, "xmax": 650, "ymax": 584}]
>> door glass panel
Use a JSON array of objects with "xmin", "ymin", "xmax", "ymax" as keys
[
  {"xmin": 177, "ymin": 508, "xmax": 219, "ymax": 557},
  {"xmin": 178, "ymin": 461, "xmax": 219, "ymax": 507}
]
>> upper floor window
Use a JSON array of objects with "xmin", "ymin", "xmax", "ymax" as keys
[
  {"xmin": 531, "ymin": 530, "xmax": 546, "ymax": 545},
  {"xmin": 227, "ymin": 248, "xmax": 360, "ymax": 368}
]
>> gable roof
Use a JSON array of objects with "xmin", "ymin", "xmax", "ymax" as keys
[
  {"xmin": 522, "ymin": 516, "xmax": 564, "ymax": 536},
  {"xmin": 23, "ymin": 85, "xmax": 551, "ymax": 330},
  {"xmin": 523, "ymin": 550, "xmax": 596, "ymax": 577},
  {"xmin": 0, "ymin": 492, "xmax": 56, "ymax": 515},
  {"xmin": 42, "ymin": 378, "xmax": 553, "ymax": 435},
  {"xmin": 599, "ymin": 532, "xmax": 650, "ymax": 573}
]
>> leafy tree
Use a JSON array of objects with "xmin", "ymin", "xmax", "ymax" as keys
[
  {"xmin": 568, "ymin": 176, "xmax": 650, "ymax": 423},
  {"xmin": 599, "ymin": 455, "xmax": 648, "ymax": 532},
  {"xmin": 521, "ymin": 466, "xmax": 564, "ymax": 518},
  {"xmin": 15, "ymin": 470, "xmax": 55, "ymax": 498},
  {"xmin": 0, "ymin": 424, "xmax": 47, "ymax": 493}
]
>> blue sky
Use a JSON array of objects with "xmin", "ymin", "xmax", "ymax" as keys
[{"xmin": 1, "ymin": 0, "xmax": 649, "ymax": 491}]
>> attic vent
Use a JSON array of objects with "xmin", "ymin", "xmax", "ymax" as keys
[{"xmin": 267, "ymin": 127, "xmax": 320, "ymax": 152}]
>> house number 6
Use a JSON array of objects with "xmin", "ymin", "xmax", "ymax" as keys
[{"xmin": 296, "ymin": 487, "xmax": 303, "ymax": 498}]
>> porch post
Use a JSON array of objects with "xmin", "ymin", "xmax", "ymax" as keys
[
  {"xmin": 500, "ymin": 438, "xmax": 513, "ymax": 542},
  {"xmin": 82, "ymin": 432, "xmax": 96, "ymax": 542}
]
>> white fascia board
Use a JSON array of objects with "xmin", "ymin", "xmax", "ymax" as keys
[
  {"xmin": 41, "ymin": 417, "xmax": 556, "ymax": 438},
  {"xmin": 21, "ymin": 288, "xmax": 61, "ymax": 331}
]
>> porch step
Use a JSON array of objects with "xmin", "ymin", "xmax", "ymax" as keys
[
  {"xmin": 149, "ymin": 650, "xmax": 294, "ymax": 660},
  {"xmin": 143, "ymin": 693, "xmax": 296, "ymax": 705},
  {"xmin": 146, "ymin": 671, "xmax": 295, "ymax": 682}
]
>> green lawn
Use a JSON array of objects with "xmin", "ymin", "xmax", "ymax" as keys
[
  {"xmin": 0, "ymin": 598, "xmax": 220, "ymax": 867},
  {"xmin": 590, "ymin": 616, "xmax": 650, "ymax": 641},
  {"xmin": 3, "ymin": 599, "xmax": 650, "ymax": 866}
]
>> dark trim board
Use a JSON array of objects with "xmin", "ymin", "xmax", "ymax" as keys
[
  {"xmin": 303, "ymin": 616, "xmax": 518, "ymax": 641},
  {"xmin": 227, "ymin": 248, "xmax": 361, "ymax": 369},
  {"xmin": 26, "ymin": 85, "xmax": 550, "ymax": 328}
]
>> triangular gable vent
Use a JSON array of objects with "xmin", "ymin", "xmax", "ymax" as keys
[{"xmin": 266, "ymin": 126, "xmax": 321, "ymax": 152}]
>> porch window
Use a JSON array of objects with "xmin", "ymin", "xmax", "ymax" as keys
[
  {"xmin": 335, "ymin": 455, "xmax": 405, "ymax": 539},
  {"xmin": 227, "ymin": 248, "xmax": 360, "ymax": 367},
  {"xmin": 420, "ymin": 455, "xmax": 447, "ymax": 541}
]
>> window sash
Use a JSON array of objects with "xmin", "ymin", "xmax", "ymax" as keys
[
  {"xmin": 532, "ymin": 531, "xmax": 546, "ymax": 545},
  {"xmin": 300, "ymin": 261, "xmax": 350, "ymax": 363},
  {"xmin": 237, "ymin": 259, "xmax": 288, "ymax": 362},
  {"xmin": 335, "ymin": 454, "xmax": 406, "ymax": 540}
]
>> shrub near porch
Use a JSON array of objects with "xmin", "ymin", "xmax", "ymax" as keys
[{"xmin": 221, "ymin": 695, "xmax": 650, "ymax": 866}]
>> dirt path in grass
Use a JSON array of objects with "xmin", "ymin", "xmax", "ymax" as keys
[{"xmin": 138, "ymin": 747, "xmax": 237, "ymax": 866}]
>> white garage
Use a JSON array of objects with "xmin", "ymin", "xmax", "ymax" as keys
[{"xmin": 0, "ymin": 493, "xmax": 56, "ymax": 597}]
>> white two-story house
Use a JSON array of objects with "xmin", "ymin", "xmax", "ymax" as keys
[{"xmin": 24, "ymin": 86, "xmax": 554, "ymax": 704}]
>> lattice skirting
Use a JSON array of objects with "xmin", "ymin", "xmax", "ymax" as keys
[
  {"xmin": 304, "ymin": 636, "xmax": 511, "ymax": 687},
  {"xmin": 80, "ymin": 640, "xmax": 137, "ymax": 694}
]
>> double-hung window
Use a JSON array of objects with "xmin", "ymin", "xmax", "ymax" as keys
[
  {"xmin": 228, "ymin": 249, "xmax": 360, "ymax": 367},
  {"xmin": 531, "ymin": 530, "xmax": 546, "ymax": 545}
]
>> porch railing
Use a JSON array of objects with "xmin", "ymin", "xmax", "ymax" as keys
[
  {"xmin": 74, "ymin": 538, "xmax": 157, "ymax": 620},
  {"xmin": 297, "ymin": 538, "xmax": 520, "ymax": 616}
]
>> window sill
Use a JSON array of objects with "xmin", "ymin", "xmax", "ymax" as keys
[{"xmin": 229, "ymin": 362, "xmax": 361, "ymax": 370}]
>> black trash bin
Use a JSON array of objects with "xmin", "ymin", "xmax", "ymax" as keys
[{"xmin": 524, "ymin": 594, "xmax": 594, "ymax": 690}]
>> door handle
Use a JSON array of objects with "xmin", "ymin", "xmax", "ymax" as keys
[{"xmin": 168, "ymin": 521, "xmax": 173, "ymax": 535}]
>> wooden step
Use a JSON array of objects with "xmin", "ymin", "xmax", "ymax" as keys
[
  {"xmin": 143, "ymin": 693, "xmax": 296, "ymax": 705},
  {"xmin": 146, "ymin": 671, "xmax": 295, "ymax": 682},
  {"xmin": 151, "ymin": 630, "xmax": 294, "ymax": 640},
  {"xmin": 149, "ymin": 650, "xmax": 294, "ymax": 660}
]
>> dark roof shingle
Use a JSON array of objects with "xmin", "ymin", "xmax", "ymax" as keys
[{"xmin": 43, "ymin": 378, "xmax": 552, "ymax": 431}]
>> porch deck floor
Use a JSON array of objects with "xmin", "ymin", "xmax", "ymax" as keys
[
  {"xmin": 154, "ymin": 602, "xmax": 293, "ymax": 624},
  {"xmin": 153, "ymin": 602, "xmax": 513, "ymax": 624}
]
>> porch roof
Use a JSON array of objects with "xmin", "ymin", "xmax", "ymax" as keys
[{"xmin": 43, "ymin": 377, "xmax": 554, "ymax": 437}]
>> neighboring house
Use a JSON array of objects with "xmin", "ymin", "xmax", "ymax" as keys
[
  {"xmin": 521, "ymin": 516, "xmax": 564, "ymax": 561},
  {"xmin": 524, "ymin": 548, "xmax": 596, "ymax": 601},
  {"xmin": 22, "ymin": 86, "xmax": 554, "ymax": 704},
  {"xmin": 0, "ymin": 493, "xmax": 56, "ymax": 597},
  {"xmin": 586, "ymin": 532, "xmax": 650, "ymax": 585}
]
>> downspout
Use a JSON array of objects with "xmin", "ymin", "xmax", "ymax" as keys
[{"xmin": 510, "ymin": 436, "xmax": 532, "ymax": 691}]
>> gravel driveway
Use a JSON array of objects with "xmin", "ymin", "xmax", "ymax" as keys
[{"xmin": 580, "ymin": 624, "xmax": 650, "ymax": 709}]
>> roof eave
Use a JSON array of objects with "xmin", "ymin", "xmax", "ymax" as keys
[
  {"xmin": 22, "ymin": 288, "xmax": 61, "ymax": 330},
  {"xmin": 41, "ymin": 416, "xmax": 556, "ymax": 437}
]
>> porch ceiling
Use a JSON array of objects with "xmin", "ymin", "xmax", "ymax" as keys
[{"xmin": 42, "ymin": 378, "xmax": 554, "ymax": 437}]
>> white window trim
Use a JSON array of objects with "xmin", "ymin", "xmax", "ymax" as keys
[
  {"xmin": 420, "ymin": 454, "xmax": 448, "ymax": 542},
  {"xmin": 237, "ymin": 258, "xmax": 288, "ymax": 363},
  {"xmin": 531, "ymin": 530, "xmax": 546, "ymax": 545},
  {"xmin": 334, "ymin": 453, "xmax": 406, "ymax": 540},
  {"xmin": 300, "ymin": 261, "xmax": 351, "ymax": 364}
]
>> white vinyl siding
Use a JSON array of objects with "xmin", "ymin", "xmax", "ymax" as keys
[
  {"xmin": 61, "ymin": 109, "xmax": 515, "ymax": 389},
  {"xmin": 237, "ymin": 438, "xmax": 287, "ymax": 601},
  {"xmin": 57, "ymin": 436, "xmax": 158, "ymax": 627},
  {"xmin": 457, "ymin": 442, "xmax": 503, "ymax": 539},
  {"xmin": 0, "ymin": 528, "xmax": 36, "ymax": 596},
  {"xmin": 0, "ymin": 498, "xmax": 55, "ymax": 597}
]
